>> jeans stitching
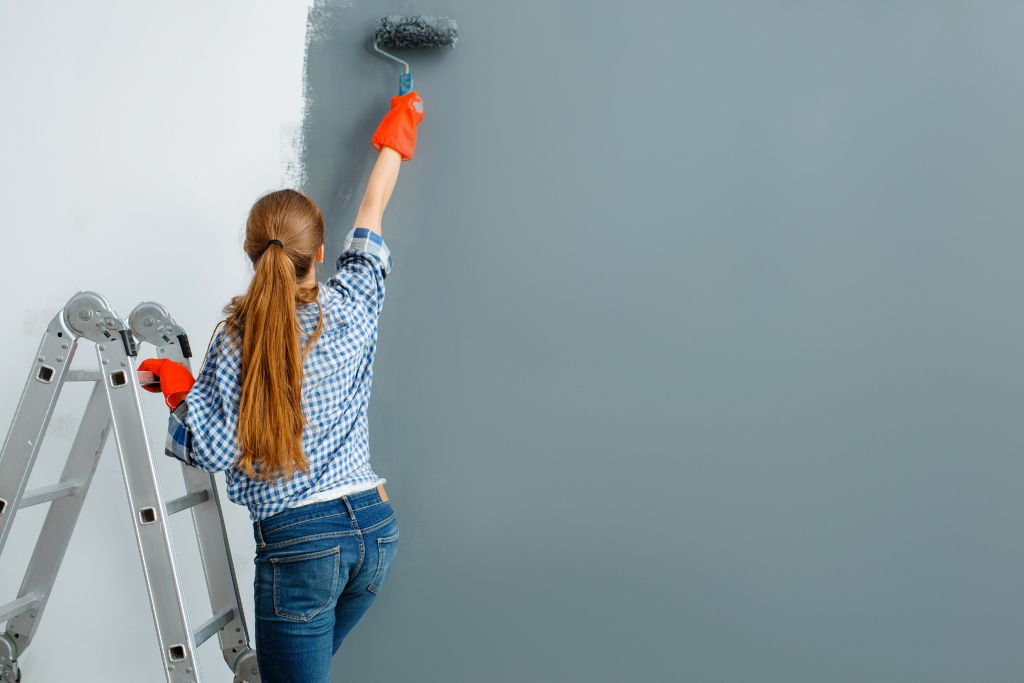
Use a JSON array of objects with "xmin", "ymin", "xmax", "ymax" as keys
[
  {"xmin": 368, "ymin": 532, "xmax": 399, "ymax": 594},
  {"xmin": 263, "ymin": 530, "xmax": 358, "ymax": 551},
  {"xmin": 268, "ymin": 545, "xmax": 341, "ymax": 565},
  {"xmin": 352, "ymin": 530, "xmax": 365, "ymax": 582},
  {"xmin": 262, "ymin": 509, "xmax": 349, "ymax": 536},
  {"xmin": 347, "ymin": 508, "xmax": 387, "ymax": 582},
  {"xmin": 271, "ymin": 545, "xmax": 341, "ymax": 621},
  {"xmin": 357, "ymin": 512, "xmax": 396, "ymax": 536}
]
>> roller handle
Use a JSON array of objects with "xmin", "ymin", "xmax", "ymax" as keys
[{"xmin": 399, "ymin": 72, "xmax": 414, "ymax": 96}]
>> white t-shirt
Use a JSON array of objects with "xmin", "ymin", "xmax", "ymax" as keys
[{"xmin": 289, "ymin": 477, "xmax": 386, "ymax": 508}]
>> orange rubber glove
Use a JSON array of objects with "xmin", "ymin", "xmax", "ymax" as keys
[
  {"xmin": 371, "ymin": 90, "xmax": 424, "ymax": 161},
  {"xmin": 138, "ymin": 358, "xmax": 195, "ymax": 411}
]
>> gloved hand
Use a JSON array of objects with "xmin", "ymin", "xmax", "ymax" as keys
[
  {"xmin": 138, "ymin": 358, "xmax": 195, "ymax": 411},
  {"xmin": 371, "ymin": 90, "xmax": 424, "ymax": 161}
]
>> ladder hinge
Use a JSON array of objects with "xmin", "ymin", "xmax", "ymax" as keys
[
  {"xmin": 177, "ymin": 333, "xmax": 192, "ymax": 359},
  {"xmin": 119, "ymin": 329, "xmax": 138, "ymax": 357}
]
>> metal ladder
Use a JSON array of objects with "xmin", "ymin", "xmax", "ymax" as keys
[{"xmin": 0, "ymin": 291, "xmax": 260, "ymax": 683}]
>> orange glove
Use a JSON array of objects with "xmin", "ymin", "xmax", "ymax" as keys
[
  {"xmin": 138, "ymin": 358, "xmax": 195, "ymax": 411},
  {"xmin": 371, "ymin": 90, "xmax": 424, "ymax": 161}
]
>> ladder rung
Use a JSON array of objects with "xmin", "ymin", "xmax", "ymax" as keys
[
  {"xmin": 0, "ymin": 594, "xmax": 41, "ymax": 623},
  {"xmin": 66, "ymin": 370, "xmax": 102, "ymax": 382},
  {"xmin": 19, "ymin": 481, "xmax": 80, "ymax": 508},
  {"xmin": 193, "ymin": 607, "xmax": 234, "ymax": 647},
  {"xmin": 165, "ymin": 490, "xmax": 209, "ymax": 516},
  {"xmin": 65, "ymin": 369, "xmax": 158, "ymax": 386}
]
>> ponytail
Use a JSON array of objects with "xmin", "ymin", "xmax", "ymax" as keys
[{"xmin": 223, "ymin": 189, "xmax": 325, "ymax": 482}]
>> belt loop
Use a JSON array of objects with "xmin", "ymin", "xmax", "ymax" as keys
[
  {"xmin": 341, "ymin": 494, "xmax": 356, "ymax": 521},
  {"xmin": 255, "ymin": 520, "xmax": 265, "ymax": 547}
]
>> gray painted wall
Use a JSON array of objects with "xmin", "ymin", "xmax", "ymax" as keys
[{"xmin": 301, "ymin": 1, "xmax": 1024, "ymax": 681}]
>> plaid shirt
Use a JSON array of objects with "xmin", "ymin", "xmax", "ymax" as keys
[{"xmin": 165, "ymin": 227, "xmax": 393, "ymax": 522}]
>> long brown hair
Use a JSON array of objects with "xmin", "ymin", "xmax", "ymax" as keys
[{"xmin": 222, "ymin": 189, "xmax": 325, "ymax": 482}]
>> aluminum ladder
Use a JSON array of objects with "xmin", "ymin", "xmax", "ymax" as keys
[{"xmin": 0, "ymin": 291, "xmax": 260, "ymax": 683}]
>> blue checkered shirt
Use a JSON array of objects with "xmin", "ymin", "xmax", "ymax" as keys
[{"xmin": 165, "ymin": 227, "xmax": 393, "ymax": 522}]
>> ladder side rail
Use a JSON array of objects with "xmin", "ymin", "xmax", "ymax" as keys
[
  {"xmin": 129, "ymin": 302, "xmax": 259, "ymax": 682},
  {"xmin": 5, "ymin": 382, "xmax": 112, "ymax": 651},
  {"xmin": 2, "ymin": 291, "xmax": 123, "ymax": 682},
  {"xmin": 0, "ymin": 310, "xmax": 81, "ymax": 558},
  {"xmin": 81, "ymin": 297, "xmax": 199, "ymax": 683}
]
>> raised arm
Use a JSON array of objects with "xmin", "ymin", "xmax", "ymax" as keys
[
  {"xmin": 354, "ymin": 90, "xmax": 424, "ymax": 236},
  {"xmin": 353, "ymin": 146, "xmax": 401, "ymax": 235}
]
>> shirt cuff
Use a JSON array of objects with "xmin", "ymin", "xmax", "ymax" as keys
[
  {"xmin": 165, "ymin": 399, "xmax": 195, "ymax": 466},
  {"xmin": 341, "ymin": 227, "xmax": 393, "ymax": 279}
]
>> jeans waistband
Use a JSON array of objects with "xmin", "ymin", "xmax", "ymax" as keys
[
  {"xmin": 254, "ymin": 482, "xmax": 389, "ymax": 545},
  {"xmin": 340, "ymin": 481, "xmax": 389, "ymax": 509}
]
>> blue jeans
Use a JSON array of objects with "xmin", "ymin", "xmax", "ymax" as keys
[{"xmin": 251, "ymin": 484, "xmax": 399, "ymax": 683}]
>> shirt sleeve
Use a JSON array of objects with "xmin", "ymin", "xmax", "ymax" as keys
[
  {"xmin": 166, "ymin": 328, "xmax": 242, "ymax": 474},
  {"xmin": 325, "ymin": 227, "xmax": 392, "ymax": 321},
  {"xmin": 165, "ymin": 398, "xmax": 196, "ymax": 466}
]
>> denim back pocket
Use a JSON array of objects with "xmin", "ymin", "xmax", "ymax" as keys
[
  {"xmin": 368, "ymin": 531, "xmax": 399, "ymax": 595},
  {"xmin": 271, "ymin": 545, "xmax": 341, "ymax": 621}
]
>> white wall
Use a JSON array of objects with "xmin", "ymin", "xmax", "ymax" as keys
[{"xmin": 0, "ymin": 2, "xmax": 311, "ymax": 680}]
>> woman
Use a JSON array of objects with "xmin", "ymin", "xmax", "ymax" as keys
[{"xmin": 138, "ymin": 90, "xmax": 424, "ymax": 683}]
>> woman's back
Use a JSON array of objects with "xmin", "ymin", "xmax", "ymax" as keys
[{"xmin": 170, "ymin": 227, "xmax": 394, "ymax": 523}]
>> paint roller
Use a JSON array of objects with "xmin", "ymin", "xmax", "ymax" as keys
[{"xmin": 372, "ymin": 15, "xmax": 458, "ymax": 95}]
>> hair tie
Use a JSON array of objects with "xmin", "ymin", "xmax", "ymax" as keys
[{"xmin": 266, "ymin": 239, "xmax": 284, "ymax": 248}]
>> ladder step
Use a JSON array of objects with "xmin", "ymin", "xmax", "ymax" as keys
[
  {"xmin": 65, "ymin": 370, "xmax": 158, "ymax": 386},
  {"xmin": 19, "ymin": 481, "xmax": 80, "ymax": 508},
  {"xmin": 0, "ymin": 594, "xmax": 41, "ymax": 623},
  {"xmin": 193, "ymin": 607, "xmax": 235, "ymax": 647},
  {"xmin": 66, "ymin": 370, "xmax": 102, "ymax": 382},
  {"xmin": 165, "ymin": 490, "xmax": 210, "ymax": 516}
]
